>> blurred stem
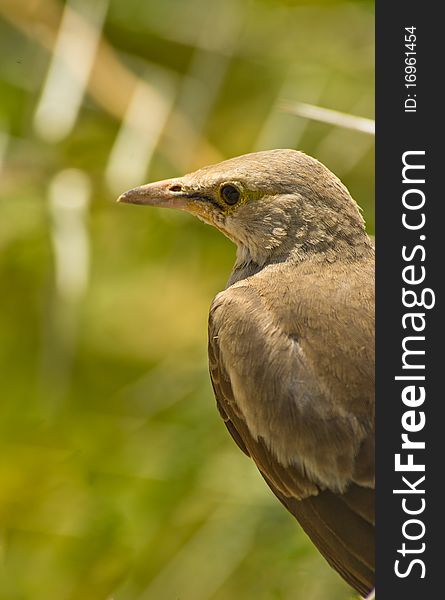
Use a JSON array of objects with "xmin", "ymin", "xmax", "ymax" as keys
[
  {"xmin": 38, "ymin": 169, "xmax": 91, "ymax": 410},
  {"xmin": 0, "ymin": 0, "xmax": 223, "ymax": 169}
]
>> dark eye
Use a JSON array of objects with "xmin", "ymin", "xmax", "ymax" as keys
[{"xmin": 220, "ymin": 184, "xmax": 241, "ymax": 205}]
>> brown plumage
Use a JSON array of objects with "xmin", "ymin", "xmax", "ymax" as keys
[{"xmin": 119, "ymin": 149, "xmax": 375, "ymax": 596}]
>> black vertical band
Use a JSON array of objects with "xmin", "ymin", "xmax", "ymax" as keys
[{"xmin": 376, "ymin": 2, "xmax": 442, "ymax": 597}]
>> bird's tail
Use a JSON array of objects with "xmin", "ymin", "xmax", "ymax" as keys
[{"xmin": 267, "ymin": 481, "xmax": 375, "ymax": 596}]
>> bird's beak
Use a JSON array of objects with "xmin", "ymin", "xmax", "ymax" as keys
[{"xmin": 117, "ymin": 179, "xmax": 189, "ymax": 210}]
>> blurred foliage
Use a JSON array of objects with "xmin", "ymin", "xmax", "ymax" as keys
[{"xmin": 0, "ymin": 0, "xmax": 373, "ymax": 598}]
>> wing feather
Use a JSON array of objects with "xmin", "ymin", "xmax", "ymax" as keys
[{"xmin": 208, "ymin": 274, "xmax": 375, "ymax": 596}]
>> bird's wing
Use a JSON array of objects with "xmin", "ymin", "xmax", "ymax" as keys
[{"xmin": 208, "ymin": 275, "xmax": 374, "ymax": 596}]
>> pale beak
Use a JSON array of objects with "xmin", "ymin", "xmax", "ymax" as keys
[{"xmin": 117, "ymin": 179, "xmax": 189, "ymax": 210}]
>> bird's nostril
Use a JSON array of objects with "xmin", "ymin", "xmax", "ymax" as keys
[{"xmin": 169, "ymin": 185, "xmax": 183, "ymax": 192}]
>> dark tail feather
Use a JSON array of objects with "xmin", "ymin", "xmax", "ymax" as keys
[{"xmin": 269, "ymin": 482, "xmax": 375, "ymax": 597}]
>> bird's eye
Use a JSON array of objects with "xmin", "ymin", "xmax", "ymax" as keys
[{"xmin": 220, "ymin": 184, "xmax": 241, "ymax": 206}]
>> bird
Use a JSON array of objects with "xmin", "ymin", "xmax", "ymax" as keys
[{"xmin": 118, "ymin": 149, "xmax": 375, "ymax": 596}]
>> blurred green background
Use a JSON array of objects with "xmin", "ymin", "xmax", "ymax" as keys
[{"xmin": 0, "ymin": 0, "xmax": 374, "ymax": 598}]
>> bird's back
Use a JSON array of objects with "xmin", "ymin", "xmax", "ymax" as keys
[{"xmin": 208, "ymin": 252, "xmax": 375, "ymax": 596}]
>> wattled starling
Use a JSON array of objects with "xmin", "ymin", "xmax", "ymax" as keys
[{"xmin": 119, "ymin": 150, "xmax": 375, "ymax": 596}]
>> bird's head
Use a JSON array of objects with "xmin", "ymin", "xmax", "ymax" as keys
[{"xmin": 118, "ymin": 149, "xmax": 370, "ymax": 266}]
